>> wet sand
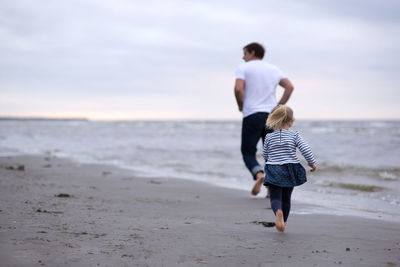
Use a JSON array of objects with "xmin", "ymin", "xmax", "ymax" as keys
[{"xmin": 0, "ymin": 155, "xmax": 399, "ymax": 267}]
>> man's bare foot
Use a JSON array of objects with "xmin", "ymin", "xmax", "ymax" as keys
[
  {"xmin": 251, "ymin": 174, "xmax": 264, "ymax": 196},
  {"xmin": 275, "ymin": 210, "xmax": 285, "ymax": 232}
]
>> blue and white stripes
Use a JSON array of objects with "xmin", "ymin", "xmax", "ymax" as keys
[{"xmin": 262, "ymin": 130, "xmax": 315, "ymax": 165}]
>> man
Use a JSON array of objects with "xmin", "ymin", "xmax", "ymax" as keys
[{"xmin": 234, "ymin": 42, "xmax": 294, "ymax": 196}]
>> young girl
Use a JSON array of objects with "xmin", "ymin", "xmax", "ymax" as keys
[{"xmin": 262, "ymin": 105, "xmax": 316, "ymax": 232}]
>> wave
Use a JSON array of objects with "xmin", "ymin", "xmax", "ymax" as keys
[
  {"xmin": 294, "ymin": 120, "xmax": 400, "ymax": 136},
  {"xmin": 324, "ymin": 182, "xmax": 386, "ymax": 192},
  {"xmin": 316, "ymin": 163, "xmax": 399, "ymax": 181}
]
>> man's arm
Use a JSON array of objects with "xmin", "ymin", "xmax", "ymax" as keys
[
  {"xmin": 277, "ymin": 78, "xmax": 294, "ymax": 105},
  {"xmin": 234, "ymin": 78, "xmax": 245, "ymax": 111}
]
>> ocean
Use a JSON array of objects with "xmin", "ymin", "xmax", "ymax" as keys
[{"xmin": 1, "ymin": 119, "xmax": 399, "ymax": 222}]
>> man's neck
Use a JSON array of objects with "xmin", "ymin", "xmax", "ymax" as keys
[{"xmin": 246, "ymin": 57, "xmax": 261, "ymax": 62}]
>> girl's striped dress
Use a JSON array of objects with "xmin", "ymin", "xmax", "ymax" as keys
[{"xmin": 262, "ymin": 129, "xmax": 315, "ymax": 187}]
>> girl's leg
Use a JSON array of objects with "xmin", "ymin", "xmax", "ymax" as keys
[
  {"xmin": 268, "ymin": 185, "xmax": 285, "ymax": 232},
  {"xmin": 281, "ymin": 187, "xmax": 294, "ymax": 222},
  {"xmin": 268, "ymin": 184, "xmax": 282, "ymax": 215}
]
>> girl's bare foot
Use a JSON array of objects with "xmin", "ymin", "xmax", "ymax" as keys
[
  {"xmin": 275, "ymin": 210, "xmax": 285, "ymax": 232},
  {"xmin": 251, "ymin": 175, "xmax": 264, "ymax": 195}
]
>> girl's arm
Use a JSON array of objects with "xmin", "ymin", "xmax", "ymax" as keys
[
  {"xmin": 309, "ymin": 163, "xmax": 317, "ymax": 172},
  {"xmin": 262, "ymin": 137, "xmax": 269, "ymax": 162},
  {"xmin": 295, "ymin": 133, "xmax": 316, "ymax": 168}
]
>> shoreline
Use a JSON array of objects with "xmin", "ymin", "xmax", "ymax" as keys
[
  {"xmin": 0, "ymin": 155, "xmax": 399, "ymax": 266},
  {"xmin": 3, "ymin": 151, "xmax": 398, "ymax": 224}
]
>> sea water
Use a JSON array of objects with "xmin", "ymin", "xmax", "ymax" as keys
[{"xmin": 1, "ymin": 119, "xmax": 399, "ymax": 222}]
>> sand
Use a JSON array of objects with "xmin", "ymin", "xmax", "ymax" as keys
[{"xmin": 0, "ymin": 155, "xmax": 399, "ymax": 267}]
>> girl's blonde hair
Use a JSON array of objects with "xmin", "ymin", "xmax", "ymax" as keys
[{"xmin": 266, "ymin": 105, "xmax": 294, "ymax": 130}]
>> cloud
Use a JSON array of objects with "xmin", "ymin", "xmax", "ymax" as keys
[{"xmin": 0, "ymin": 0, "xmax": 399, "ymax": 119}]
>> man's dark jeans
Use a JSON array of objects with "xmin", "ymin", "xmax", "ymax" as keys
[{"xmin": 241, "ymin": 112, "xmax": 272, "ymax": 180}]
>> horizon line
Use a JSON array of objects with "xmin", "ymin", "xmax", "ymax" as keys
[{"xmin": 1, "ymin": 116, "xmax": 399, "ymax": 122}]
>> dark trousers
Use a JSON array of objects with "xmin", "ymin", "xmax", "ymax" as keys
[
  {"xmin": 268, "ymin": 184, "xmax": 294, "ymax": 222},
  {"xmin": 241, "ymin": 112, "xmax": 272, "ymax": 180}
]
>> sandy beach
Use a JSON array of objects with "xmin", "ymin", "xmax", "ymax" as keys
[{"xmin": 0, "ymin": 155, "xmax": 399, "ymax": 267}]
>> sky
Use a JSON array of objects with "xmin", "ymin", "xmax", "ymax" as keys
[{"xmin": 1, "ymin": 0, "xmax": 399, "ymax": 120}]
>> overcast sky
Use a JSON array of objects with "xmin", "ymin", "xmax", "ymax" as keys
[{"xmin": 1, "ymin": 0, "xmax": 399, "ymax": 120}]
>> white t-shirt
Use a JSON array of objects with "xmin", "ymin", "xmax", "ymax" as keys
[{"xmin": 235, "ymin": 60, "xmax": 286, "ymax": 118}]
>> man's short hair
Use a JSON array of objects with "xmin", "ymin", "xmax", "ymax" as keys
[{"xmin": 244, "ymin": 42, "xmax": 265, "ymax": 59}]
